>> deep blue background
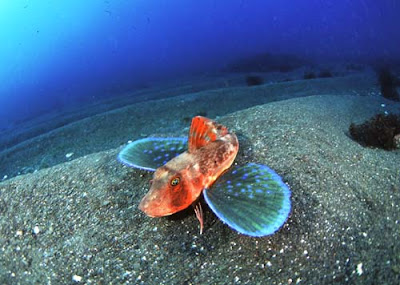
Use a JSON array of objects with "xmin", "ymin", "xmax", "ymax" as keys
[{"xmin": 1, "ymin": 0, "xmax": 399, "ymax": 127}]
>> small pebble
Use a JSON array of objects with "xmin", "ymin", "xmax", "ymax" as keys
[
  {"xmin": 356, "ymin": 263, "xmax": 363, "ymax": 275},
  {"xmin": 65, "ymin": 152, "xmax": 74, "ymax": 158},
  {"xmin": 72, "ymin": 275, "xmax": 82, "ymax": 282},
  {"xmin": 33, "ymin": 226, "xmax": 40, "ymax": 235}
]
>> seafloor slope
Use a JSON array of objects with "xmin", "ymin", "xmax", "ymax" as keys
[
  {"xmin": 0, "ymin": 70, "xmax": 377, "ymax": 181},
  {"xmin": 0, "ymin": 92, "xmax": 399, "ymax": 284}
]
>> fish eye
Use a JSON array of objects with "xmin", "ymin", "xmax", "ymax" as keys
[{"xmin": 170, "ymin": 177, "xmax": 180, "ymax": 186}]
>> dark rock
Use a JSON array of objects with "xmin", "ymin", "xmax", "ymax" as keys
[
  {"xmin": 304, "ymin": 72, "xmax": 316, "ymax": 80},
  {"xmin": 245, "ymin": 76, "xmax": 264, "ymax": 86},
  {"xmin": 378, "ymin": 68, "xmax": 400, "ymax": 101},
  {"xmin": 349, "ymin": 113, "xmax": 400, "ymax": 150},
  {"xmin": 318, "ymin": 70, "xmax": 333, "ymax": 78},
  {"xmin": 226, "ymin": 53, "xmax": 308, "ymax": 73}
]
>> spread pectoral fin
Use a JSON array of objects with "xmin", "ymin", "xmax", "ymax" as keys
[
  {"xmin": 118, "ymin": 137, "xmax": 187, "ymax": 171},
  {"xmin": 203, "ymin": 163, "xmax": 291, "ymax": 237}
]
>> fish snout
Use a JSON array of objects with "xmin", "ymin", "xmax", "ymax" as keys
[
  {"xmin": 138, "ymin": 191, "xmax": 167, "ymax": 217},
  {"xmin": 138, "ymin": 195, "xmax": 155, "ymax": 216}
]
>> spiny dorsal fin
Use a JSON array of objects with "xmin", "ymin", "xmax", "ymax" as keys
[{"xmin": 188, "ymin": 116, "xmax": 228, "ymax": 153}]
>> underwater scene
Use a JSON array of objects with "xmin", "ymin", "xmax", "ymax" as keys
[{"xmin": 0, "ymin": 1, "xmax": 400, "ymax": 284}]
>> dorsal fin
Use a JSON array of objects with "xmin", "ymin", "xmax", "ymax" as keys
[{"xmin": 188, "ymin": 116, "xmax": 228, "ymax": 153}]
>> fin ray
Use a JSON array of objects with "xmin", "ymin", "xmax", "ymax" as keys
[
  {"xmin": 188, "ymin": 116, "xmax": 228, "ymax": 153},
  {"xmin": 118, "ymin": 137, "xmax": 187, "ymax": 171},
  {"xmin": 203, "ymin": 163, "xmax": 291, "ymax": 237}
]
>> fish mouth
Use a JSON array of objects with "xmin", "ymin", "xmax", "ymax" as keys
[{"xmin": 138, "ymin": 197, "xmax": 156, "ymax": 216}]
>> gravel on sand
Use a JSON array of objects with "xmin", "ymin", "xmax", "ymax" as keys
[{"xmin": 1, "ymin": 93, "xmax": 399, "ymax": 284}]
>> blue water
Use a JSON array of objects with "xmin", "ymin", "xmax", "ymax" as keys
[{"xmin": 0, "ymin": 0, "xmax": 399, "ymax": 127}]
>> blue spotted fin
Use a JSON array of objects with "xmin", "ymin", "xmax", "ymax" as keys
[
  {"xmin": 118, "ymin": 138, "xmax": 187, "ymax": 171},
  {"xmin": 203, "ymin": 163, "xmax": 291, "ymax": 237}
]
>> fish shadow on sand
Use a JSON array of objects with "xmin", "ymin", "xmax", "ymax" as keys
[
  {"xmin": 232, "ymin": 132, "xmax": 255, "ymax": 164},
  {"xmin": 165, "ymin": 196, "xmax": 238, "ymax": 237}
]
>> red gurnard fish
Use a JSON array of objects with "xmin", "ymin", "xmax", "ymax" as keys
[
  {"xmin": 118, "ymin": 116, "xmax": 291, "ymax": 237},
  {"xmin": 139, "ymin": 116, "xmax": 239, "ymax": 233}
]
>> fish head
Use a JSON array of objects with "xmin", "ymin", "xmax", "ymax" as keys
[{"xmin": 139, "ymin": 165, "xmax": 196, "ymax": 217}]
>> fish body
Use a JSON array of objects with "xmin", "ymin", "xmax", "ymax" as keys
[
  {"xmin": 118, "ymin": 116, "xmax": 291, "ymax": 237},
  {"xmin": 139, "ymin": 116, "xmax": 239, "ymax": 217}
]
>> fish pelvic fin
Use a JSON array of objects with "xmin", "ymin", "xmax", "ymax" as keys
[
  {"xmin": 188, "ymin": 116, "xmax": 229, "ymax": 153},
  {"xmin": 193, "ymin": 202, "xmax": 204, "ymax": 235}
]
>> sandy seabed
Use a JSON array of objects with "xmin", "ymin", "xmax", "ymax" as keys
[{"xmin": 1, "ymin": 70, "xmax": 400, "ymax": 284}]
